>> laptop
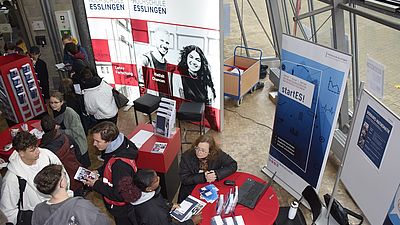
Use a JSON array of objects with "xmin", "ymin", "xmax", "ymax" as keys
[{"xmin": 238, "ymin": 172, "xmax": 276, "ymax": 209}]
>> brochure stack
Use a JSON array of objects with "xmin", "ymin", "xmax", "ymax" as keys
[{"xmin": 155, "ymin": 97, "xmax": 176, "ymax": 138}]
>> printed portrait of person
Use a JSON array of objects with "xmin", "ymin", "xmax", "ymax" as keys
[
  {"xmin": 357, "ymin": 121, "xmax": 369, "ymax": 149},
  {"xmin": 137, "ymin": 28, "xmax": 173, "ymax": 96},
  {"xmin": 177, "ymin": 45, "xmax": 216, "ymax": 104},
  {"xmin": 176, "ymin": 45, "xmax": 218, "ymax": 130}
]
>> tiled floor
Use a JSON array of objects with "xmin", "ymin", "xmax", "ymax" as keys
[{"xmin": 0, "ymin": 79, "xmax": 364, "ymax": 225}]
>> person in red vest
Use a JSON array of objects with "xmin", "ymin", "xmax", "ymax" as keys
[{"xmin": 82, "ymin": 121, "xmax": 141, "ymax": 225}]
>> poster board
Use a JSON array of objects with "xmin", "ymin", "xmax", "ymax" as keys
[
  {"xmin": 83, "ymin": 0, "xmax": 223, "ymax": 131},
  {"xmin": 265, "ymin": 34, "xmax": 351, "ymax": 199},
  {"xmin": 341, "ymin": 89, "xmax": 400, "ymax": 225}
]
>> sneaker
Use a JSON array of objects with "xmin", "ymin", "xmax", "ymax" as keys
[{"xmin": 97, "ymin": 155, "xmax": 104, "ymax": 162}]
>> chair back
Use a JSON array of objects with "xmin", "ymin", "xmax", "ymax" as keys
[{"xmin": 302, "ymin": 185, "xmax": 322, "ymax": 222}]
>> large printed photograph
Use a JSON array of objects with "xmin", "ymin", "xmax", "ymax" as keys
[
  {"xmin": 84, "ymin": 0, "xmax": 222, "ymax": 130},
  {"xmin": 131, "ymin": 21, "xmax": 221, "ymax": 130}
]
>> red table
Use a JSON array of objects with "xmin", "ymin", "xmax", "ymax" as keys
[
  {"xmin": 0, "ymin": 120, "xmax": 41, "ymax": 161},
  {"xmin": 129, "ymin": 123, "xmax": 181, "ymax": 202},
  {"xmin": 191, "ymin": 172, "xmax": 280, "ymax": 225}
]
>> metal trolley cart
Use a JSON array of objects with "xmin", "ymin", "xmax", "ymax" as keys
[{"xmin": 224, "ymin": 46, "xmax": 262, "ymax": 106}]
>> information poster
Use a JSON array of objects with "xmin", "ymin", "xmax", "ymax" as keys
[
  {"xmin": 366, "ymin": 56, "xmax": 384, "ymax": 99},
  {"xmin": 357, "ymin": 105, "xmax": 392, "ymax": 169},
  {"xmin": 83, "ymin": 0, "xmax": 222, "ymax": 131},
  {"xmin": 266, "ymin": 34, "xmax": 351, "ymax": 198}
]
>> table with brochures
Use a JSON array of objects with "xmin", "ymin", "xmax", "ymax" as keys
[
  {"xmin": 129, "ymin": 123, "xmax": 181, "ymax": 202},
  {"xmin": 191, "ymin": 172, "xmax": 279, "ymax": 225}
]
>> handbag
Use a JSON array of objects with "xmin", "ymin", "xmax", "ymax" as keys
[
  {"xmin": 16, "ymin": 176, "xmax": 33, "ymax": 225},
  {"xmin": 112, "ymin": 88, "xmax": 129, "ymax": 109},
  {"xmin": 323, "ymin": 194, "xmax": 363, "ymax": 225}
]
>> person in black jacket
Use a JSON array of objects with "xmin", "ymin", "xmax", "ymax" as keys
[
  {"xmin": 178, "ymin": 134, "xmax": 237, "ymax": 203},
  {"xmin": 59, "ymin": 78, "xmax": 93, "ymax": 134},
  {"xmin": 29, "ymin": 46, "xmax": 50, "ymax": 101},
  {"xmin": 132, "ymin": 169, "xmax": 202, "ymax": 225},
  {"xmin": 83, "ymin": 121, "xmax": 141, "ymax": 225},
  {"xmin": 39, "ymin": 115, "xmax": 88, "ymax": 195}
]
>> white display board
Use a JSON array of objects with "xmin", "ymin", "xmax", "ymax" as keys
[{"xmin": 341, "ymin": 89, "xmax": 400, "ymax": 225}]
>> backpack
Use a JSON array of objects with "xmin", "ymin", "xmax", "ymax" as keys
[
  {"xmin": 16, "ymin": 176, "xmax": 33, "ymax": 225},
  {"xmin": 57, "ymin": 134, "xmax": 83, "ymax": 191}
]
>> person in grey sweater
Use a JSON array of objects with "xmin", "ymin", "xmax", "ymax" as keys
[{"xmin": 31, "ymin": 164, "xmax": 111, "ymax": 225}]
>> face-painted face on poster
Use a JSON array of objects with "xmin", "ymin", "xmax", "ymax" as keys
[{"xmin": 187, "ymin": 50, "xmax": 201, "ymax": 73}]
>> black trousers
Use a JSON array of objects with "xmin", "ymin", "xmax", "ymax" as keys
[
  {"xmin": 112, "ymin": 206, "xmax": 137, "ymax": 225},
  {"xmin": 96, "ymin": 113, "xmax": 118, "ymax": 125}
]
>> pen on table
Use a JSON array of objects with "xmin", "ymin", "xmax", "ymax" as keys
[{"xmin": 269, "ymin": 194, "xmax": 274, "ymax": 200}]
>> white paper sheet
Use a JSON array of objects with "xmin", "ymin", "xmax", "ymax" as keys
[{"xmin": 130, "ymin": 130, "xmax": 153, "ymax": 148}]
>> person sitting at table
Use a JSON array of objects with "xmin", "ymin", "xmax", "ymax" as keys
[
  {"xmin": 82, "ymin": 121, "xmax": 141, "ymax": 225},
  {"xmin": 132, "ymin": 169, "xmax": 202, "ymax": 225},
  {"xmin": 178, "ymin": 134, "xmax": 237, "ymax": 203},
  {"xmin": 49, "ymin": 91, "xmax": 90, "ymax": 167},
  {"xmin": 31, "ymin": 164, "xmax": 110, "ymax": 225},
  {"xmin": 0, "ymin": 131, "xmax": 69, "ymax": 224}
]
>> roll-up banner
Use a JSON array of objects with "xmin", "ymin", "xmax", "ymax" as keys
[
  {"xmin": 84, "ymin": 0, "xmax": 222, "ymax": 131},
  {"xmin": 265, "ymin": 34, "xmax": 351, "ymax": 198}
]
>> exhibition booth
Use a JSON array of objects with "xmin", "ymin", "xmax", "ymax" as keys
[{"xmin": 1, "ymin": 1, "xmax": 400, "ymax": 225}]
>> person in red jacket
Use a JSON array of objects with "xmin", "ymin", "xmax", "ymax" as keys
[{"xmin": 82, "ymin": 121, "xmax": 141, "ymax": 225}]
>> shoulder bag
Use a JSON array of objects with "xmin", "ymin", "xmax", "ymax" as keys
[{"xmin": 112, "ymin": 88, "xmax": 129, "ymax": 109}]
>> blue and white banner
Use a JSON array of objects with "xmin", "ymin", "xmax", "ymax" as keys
[{"xmin": 266, "ymin": 35, "xmax": 351, "ymax": 198}]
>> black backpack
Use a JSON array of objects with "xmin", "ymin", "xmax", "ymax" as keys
[{"xmin": 15, "ymin": 176, "xmax": 33, "ymax": 225}]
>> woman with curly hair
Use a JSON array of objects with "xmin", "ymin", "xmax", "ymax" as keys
[
  {"xmin": 177, "ymin": 45, "xmax": 216, "ymax": 104},
  {"xmin": 178, "ymin": 134, "xmax": 237, "ymax": 203},
  {"xmin": 177, "ymin": 45, "xmax": 219, "ymax": 130}
]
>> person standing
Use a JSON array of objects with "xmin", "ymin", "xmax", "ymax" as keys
[
  {"xmin": 81, "ymin": 68, "xmax": 118, "ymax": 125},
  {"xmin": 31, "ymin": 164, "xmax": 110, "ymax": 225},
  {"xmin": 39, "ymin": 115, "xmax": 86, "ymax": 194},
  {"xmin": 59, "ymin": 78, "xmax": 92, "ymax": 134},
  {"xmin": 29, "ymin": 46, "xmax": 50, "ymax": 101},
  {"xmin": 49, "ymin": 91, "xmax": 91, "ymax": 167},
  {"xmin": 83, "ymin": 122, "xmax": 141, "ymax": 225},
  {"xmin": 178, "ymin": 134, "xmax": 237, "ymax": 203},
  {"xmin": 62, "ymin": 34, "xmax": 88, "ymax": 66},
  {"xmin": 0, "ymin": 131, "xmax": 69, "ymax": 224}
]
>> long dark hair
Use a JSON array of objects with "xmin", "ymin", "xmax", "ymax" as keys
[
  {"xmin": 59, "ymin": 78, "xmax": 76, "ymax": 97},
  {"xmin": 177, "ymin": 45, "xmax": 216, "ymax": 99}
]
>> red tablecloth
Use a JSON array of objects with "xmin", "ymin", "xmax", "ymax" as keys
[
  {"xmin": 191, "ymin": 172, "xmax": 280, "ymax": 225},
  {"xmin": 0, "ymin": 120, "xmax": 41, "ymax": 161},
  {"xmin": 130, "ymin": 124, "xmax": 181, "ymax": 173}
]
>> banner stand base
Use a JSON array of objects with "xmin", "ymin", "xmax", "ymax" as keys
[
  {"xmin": 261, "ymin": 165, "xmax": 302, "ymax": 200},
  {"xmin": 315, "ymin": 208, "xmax": 340, "ymax": 225}
]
